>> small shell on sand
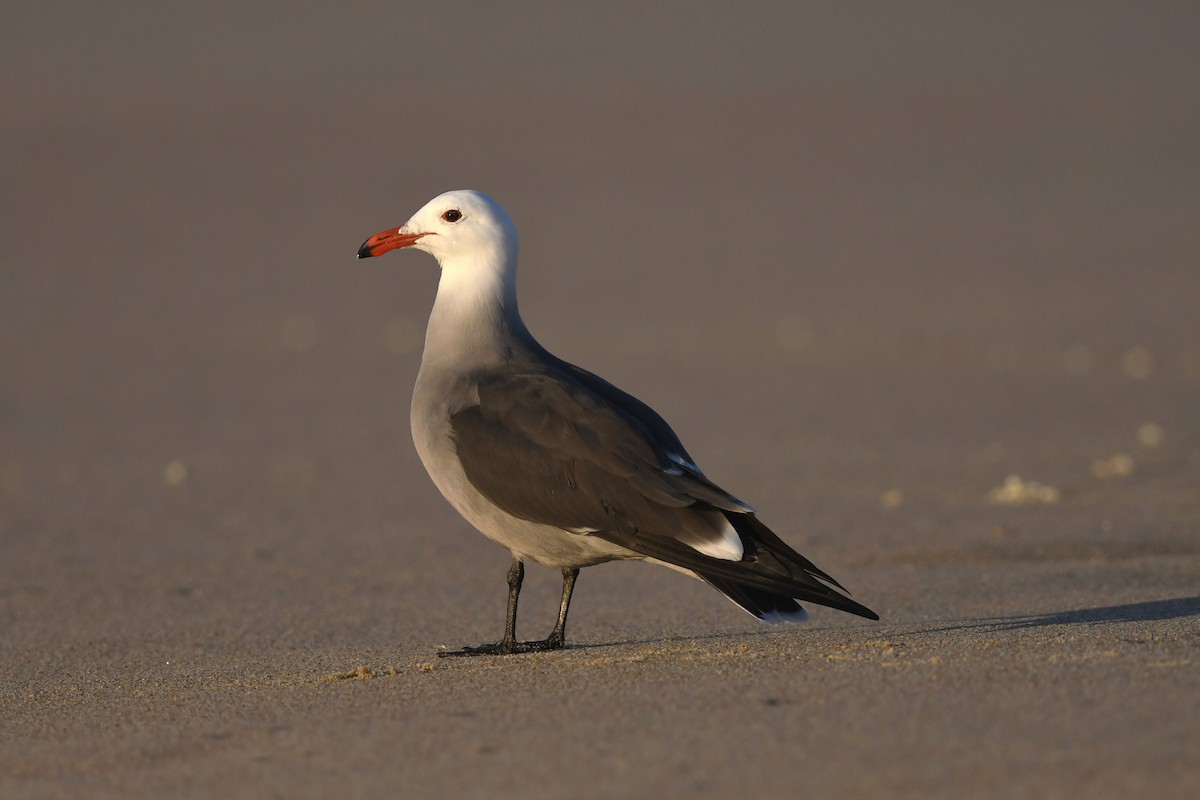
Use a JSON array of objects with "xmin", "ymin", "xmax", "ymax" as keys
[
  {"xmin": 1091, "ymin": 454, "xmax": 1134, "ymax": 479},
  {"xmin": 1137, "ymin": 422, "xmax": 1164, "ymax": 447},
  {"xmin": 164, "ymin": 460, "xmax": 188, "ymax": 487},
  {"xmin": 1121, "ymin": 347, "xmax": 1154, "ymax": 379},
  {"xmin": 987, "ymin": 474, "xmax": 1060, "ymax": 505}
]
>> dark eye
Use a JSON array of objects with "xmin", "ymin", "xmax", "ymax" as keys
[{"xmin": 441, "ymin": 209, "xmax": 462, "ymax": 223}]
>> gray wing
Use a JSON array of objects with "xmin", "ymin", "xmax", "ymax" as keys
[
  {"xmin": 449, "ymin": 368, "xmax": 750, "ymax": 557},
  {"xmin": 450, "ymin": 366, "xmax": 879, "ymax": 621}
]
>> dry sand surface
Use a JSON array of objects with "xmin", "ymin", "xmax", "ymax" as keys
[{"xmin": 2, "ymin": 3, "xmax": 1199, "ymax": 798}]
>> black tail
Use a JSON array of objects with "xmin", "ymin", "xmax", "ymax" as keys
[
  {"xmin": 696, "ymin": 573, "xmax": 811, "ymax": 622},
  {"xmin": 720, "ymin": 511, "xmax": 879, "ymax": 620},
  {"xmin": 595, "ymin": 511, "xmax": 879, "ymax": 622}
]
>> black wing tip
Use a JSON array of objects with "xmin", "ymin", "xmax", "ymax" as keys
[
  {"xmin": 823, "ymin": 586, "xmax": 879, "ymax": 620},
  {"xmin": 851, "ymin": 604, "xmax": 881, "ymax": 621},
  {"xmin": 699, "ymin": 568, "xmax": 879, "ymax": 622},
  {"xmin": 802, "ymin": 592, "xmax": 879, "ymax": 621}
]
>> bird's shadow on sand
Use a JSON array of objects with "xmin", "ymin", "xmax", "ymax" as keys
[
  {"xmin": 922, "ymin": 595, "xmax": 1200, "ymax": 634},
  {"xmin": 564, "ymin": 596, "xmax": 1200, "ymax": 652}
]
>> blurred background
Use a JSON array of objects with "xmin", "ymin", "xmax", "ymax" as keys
[
  {"xmin": 2, "ymin": 3, "xmax": 1200, "ymax": 796},
  {"xmin": 1, "ymin": 2, "xmax": 1198, "ymax": 790}
]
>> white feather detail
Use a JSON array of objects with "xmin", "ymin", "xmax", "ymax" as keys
[{"xmin": 687, "ymin": 517, "xmax": 744, "ymax": 561}]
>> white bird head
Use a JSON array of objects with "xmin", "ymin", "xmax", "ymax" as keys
[{"xmin": 357, "ymin": 189, "xmax": 519, "ymax": 270}]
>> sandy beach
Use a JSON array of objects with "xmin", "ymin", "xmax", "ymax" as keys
[{"xmin": 2, "ymin": 3, "xmax": 1198, "ymax": 797}]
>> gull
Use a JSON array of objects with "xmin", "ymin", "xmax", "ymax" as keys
[{"xmin": 357, "ymin": 190, "xmax": 877, "ymax": 655}]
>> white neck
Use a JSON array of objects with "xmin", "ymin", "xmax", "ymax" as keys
[{"xmin": 420, "ymin": 240, "xmax": 530, "ymax": 372}]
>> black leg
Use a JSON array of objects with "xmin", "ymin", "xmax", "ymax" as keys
[
  {"xmin": 544, "ymin": 568, "xmax": 579, "ymax": 649},
  {"xmin": 501, "ymin": 557, "xmax": 524, "ymax": 646},
  {"xmin": 439, "ymin": 557, "xmax": 524, "ymax": 657},
  {"xmin": 438, "ymin": 561, "xmax": 580, "ymax": 657}
]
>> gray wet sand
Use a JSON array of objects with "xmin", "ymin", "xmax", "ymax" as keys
[{"xmin": 2, "ymin": 3, "xmax": 1199, "ymax": 798}]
